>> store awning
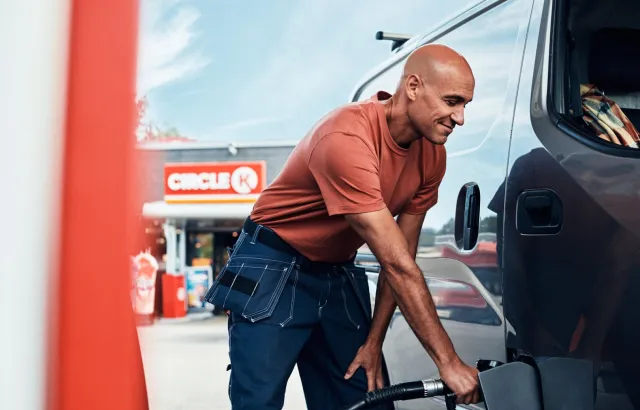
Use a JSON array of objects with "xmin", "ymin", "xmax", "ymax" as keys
[{"xmin": 142, "ymin": 200, "xmax": 255, "ymax": 220}]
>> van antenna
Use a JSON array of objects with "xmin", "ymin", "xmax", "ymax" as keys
[{"xmin": 375, "ymin": 31, "xmax": 413, "ymax": 52}]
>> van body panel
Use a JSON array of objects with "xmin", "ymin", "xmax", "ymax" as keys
[{"xmin": 351, "ymin": 0, "xmax": 639, "ymax": 408}]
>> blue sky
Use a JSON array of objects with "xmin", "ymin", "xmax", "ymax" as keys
[{"xmin": 136, "ymin": 0, "xmax": 477, "ymax": 143}]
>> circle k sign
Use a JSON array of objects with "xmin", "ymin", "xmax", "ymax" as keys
[
  {"xmin": 164, "ymin": 161, "xmax": 266, "ymax": 203},
  {"xmin": 230, "ymin": 166, "xmax": 259, "ymax": 194}
]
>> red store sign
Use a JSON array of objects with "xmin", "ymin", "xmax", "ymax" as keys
[{"xmin": 164, "ymin": 161, "xmax": 266, "ymax": 203}]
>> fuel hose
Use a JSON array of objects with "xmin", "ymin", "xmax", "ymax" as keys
[{"xmin": 343, "ymin": 379, "xmax": 450, "ymax": 410}]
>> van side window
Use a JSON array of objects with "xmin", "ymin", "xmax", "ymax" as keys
[
  {"xmin": 551, "ymin": 4, "xmax": 640, "ymax": 150},
  {"xmin": 355, "ymin": 0, "xmax": 526, "ymax": 154},
  {"xmin": 421, "ymin": 0, "xmax": 525, "ymax": 154}
]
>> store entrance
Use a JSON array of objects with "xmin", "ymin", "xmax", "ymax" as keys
[
  {"xmin": 186, "ymin": 229, "xmax": 239, "ymax": 314},
  {"xmin": 212, "ymin": 231, "xmax": 238, "ymax": 279}
]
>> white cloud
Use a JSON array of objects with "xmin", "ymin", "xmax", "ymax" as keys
[{"xmin": 136, "ymin": 0, "xmax": 209, "ymax": 98}]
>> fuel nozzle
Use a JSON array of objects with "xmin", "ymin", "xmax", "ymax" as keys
[{"xmin": 477, "ymin": 359, "xmax": 505, "ymax": 372}]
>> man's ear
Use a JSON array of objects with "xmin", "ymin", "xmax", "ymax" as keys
[{"xmin": 405, "ymin": 74, "xmax": 421, "ymax": 101}]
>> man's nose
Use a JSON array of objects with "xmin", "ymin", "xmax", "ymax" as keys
[{"xmin": 451, "ymin": 108, "xmax": 465, "ymax": 126}]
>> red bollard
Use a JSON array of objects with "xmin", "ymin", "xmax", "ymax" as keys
[{"xmin": 162, "ymin": 274, "xmax": 187, "ymax": 318}]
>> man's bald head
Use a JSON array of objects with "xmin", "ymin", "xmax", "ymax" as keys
[
  {"xmin": 398, "ymin": 44, "xmax": 474, "ymax": 92},
  {"xmin": 389, "ymin": 43, "xmax": 475, "ymax": 146}
]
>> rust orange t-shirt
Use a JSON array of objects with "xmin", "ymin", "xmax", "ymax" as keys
[{"xmin": 250, "ymin": 91, "xmax": 446, "ymax": 263}]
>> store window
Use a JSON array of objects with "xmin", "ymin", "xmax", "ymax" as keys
[{"xmin": 187, "ymin": 233, "xmax": 213, "ymax": 268}]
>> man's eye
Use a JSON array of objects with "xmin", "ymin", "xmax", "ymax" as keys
[{"xmin": 446, "ymin": 100, "xmax": 456, "ymax": 106}]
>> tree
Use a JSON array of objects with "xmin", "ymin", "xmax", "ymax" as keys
[
  {"xmin": 135, "ymin": 96, "xmax": 195, "ymax": 143},
  {"xmin": 437, "ymin": 218, "xmax": 455, "ymax": 235},
  {"xmin": 480, "ymin": 215, "xmax": 498, "ymax": 233}
]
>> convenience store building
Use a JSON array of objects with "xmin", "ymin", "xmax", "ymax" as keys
[{"xmin": 136, "ymin": 140, "xmax": 297, "ymax": 312}]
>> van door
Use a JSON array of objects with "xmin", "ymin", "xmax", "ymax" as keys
[
  {"xmin": 498, "ymin": 0, "xmax": 640, "ymax": 408},
  {"xmin": 351, "ymin": 0, "xmax": 535, "ymax": 408}
]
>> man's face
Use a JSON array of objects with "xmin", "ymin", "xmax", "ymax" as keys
[{"xmin": 406, "ymin": 63, "xmax": 475, "ymax": 145}]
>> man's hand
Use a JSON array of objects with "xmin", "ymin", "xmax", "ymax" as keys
[
  {"xmin": 344, "ymin": 342, "xmax": 384, "ymax": 392},
  {"xmin": 344, "ymin": 207, "xmax": 481, "ymax": 404},
  {"xmin": 439, "ymin": 359, "xmax": 480, "ymax": 405}
]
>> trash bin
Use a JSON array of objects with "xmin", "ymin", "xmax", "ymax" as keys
[{"xmin": 162, "ymin": 274, "xmax": 186, "ymax": 318}]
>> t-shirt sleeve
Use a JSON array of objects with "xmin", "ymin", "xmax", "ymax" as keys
[
  {"xmin": 401, "ymin": 150, "xmax": 447, "ymax": 215},
  {"xmin": 307, "ymin": 132, "xmax": 386, "ymax": 216}
]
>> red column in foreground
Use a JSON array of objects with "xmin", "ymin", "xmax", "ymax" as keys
[{"xmin": 48, "ymin": 0, "xmax": 149, "ymax": 408}]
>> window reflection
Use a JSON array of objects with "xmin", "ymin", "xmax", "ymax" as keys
[{"xmin": 427, "ymin": 278, "xmax": 502, "ymax": 326}]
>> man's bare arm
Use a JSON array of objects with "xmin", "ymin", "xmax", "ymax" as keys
[
  {"xmin": 345, "ymin": 207, "xmax": 459, "ymax": 369},
  {"xmin": 365, "ymin": 212, "xmax": 425, "ymax": 348}
]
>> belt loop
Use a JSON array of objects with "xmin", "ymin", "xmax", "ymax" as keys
[{"xmin": 250, "ymin": 225, "xmax": 262, "ymax": 245}]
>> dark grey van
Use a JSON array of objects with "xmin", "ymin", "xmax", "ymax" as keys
[{"xmin": 350, "ymin": 0, "xmax": 640, "ymax": 408}]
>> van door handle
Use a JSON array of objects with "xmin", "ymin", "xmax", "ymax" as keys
[
  {"xmin": 516, "ymin": 189, "xmax": 563, "ymax": 235},
  {"xmin": 455, "ymin": 182, "xmax": 480, "ymax": 250}
]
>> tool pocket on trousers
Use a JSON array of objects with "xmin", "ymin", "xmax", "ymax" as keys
[{"xmin": 204, "ymin": 256, "xmax": 295, "ymax": 322}]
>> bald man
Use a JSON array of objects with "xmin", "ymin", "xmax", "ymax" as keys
[{"xmin": 204, "ymin": 44, "xmax": 479, "ymax": 410}]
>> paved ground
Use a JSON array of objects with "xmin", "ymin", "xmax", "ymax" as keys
[{"xmin": 137, "ymin": 314, "xmax": 307, "ymax": 410}]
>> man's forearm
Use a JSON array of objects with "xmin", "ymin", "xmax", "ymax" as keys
[
  {"xmin": 365, "ymin": 242, "xmax": 457, "ymax": 372},
  {"xmin": 345, "ymin": 209, "xmax": 460, "ymax": 370},
  {"xmin": 366, "ymin": 219, "xmax": 420, "ymax": 348},
  {"xmin": 384, "ymin": 257, "xmax": 459, "ymax": 369},
  {"xmin": 365, "ymin": 269, "xmax": 397, "ymax": 347}
]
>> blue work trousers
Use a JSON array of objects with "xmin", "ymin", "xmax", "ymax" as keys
[{"xmin": 204, "ymin": 218, "xmax": 391, "ymax": 410}]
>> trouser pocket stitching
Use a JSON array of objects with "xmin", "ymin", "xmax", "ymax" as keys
[
  {"xmin": 345, "ymin": 267, "xmax": 372, "ymax": 321},
  {"xmin": 241, "ymin": 265, "xmax": 268, "ymax": 316},
  {"xmin": 203, "ymin": 232, "xmax": 248, "ymax": 304},
  {"xmin": 222, "ymin": 263, "xmax": 245, "ymax": 309},
  {"xmin": 243, "ymin": 259, "xmax": 295, "ymax": 322},
  {"xmin": 279, "ymin": 268, "xmax": 299, "ymax": 327},
  {"xmin": 243, "ymin": 266, "xmax": 287, "ymax": 320},
  {"xmin": 263, "ymin": 263, "xmax": 294, "ymax": 319}
]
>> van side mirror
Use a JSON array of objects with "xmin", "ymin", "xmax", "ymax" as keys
[{"xmin": 455, "ymin": 182, "xmax": 480, "ymax": 251}]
